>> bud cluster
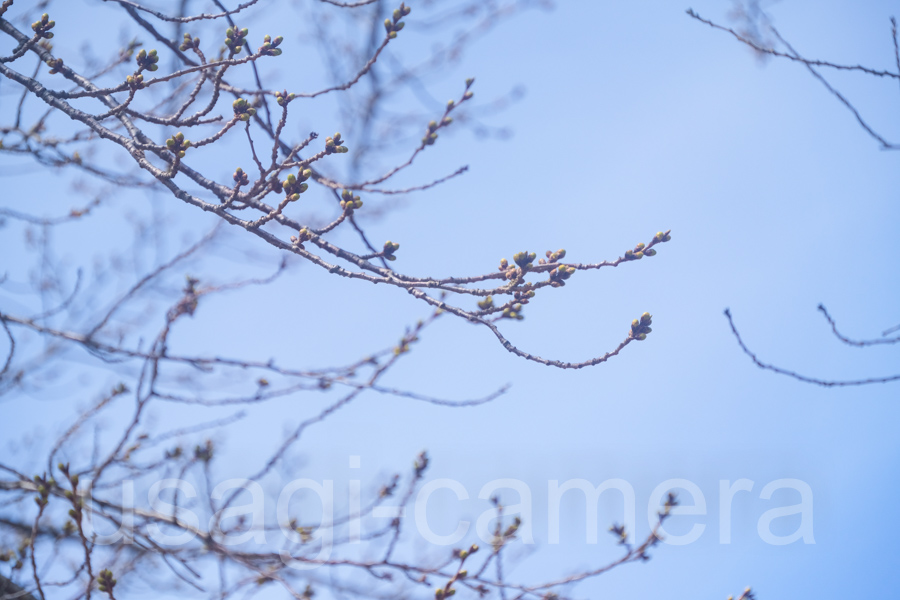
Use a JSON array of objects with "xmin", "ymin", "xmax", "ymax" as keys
[
  {"xmin": 325, "ymin": 132, "xmax": 349, "ymax": 154},
  {"xmin": 275, "ymin": 90, "xmax": 296, "ymax": 106},
  {"xmin": 194, "ymin": 439, "xmax": 214, "ymax": 462},
  {"xmin": 259, "ymin": 34, "xmax": 284, "ymax": 57},
  {"xmin": 423, "ymin": 119, "xmax": 441, "ymax": 146},
  {"xmin": 414, "ymin": 451, "xmax": 429, "ymax": 477},
  {"xmin": 502, "ymin": 304, "xmax": 524, "ymax": 320},
  {"xmin": 32, "ymin": 473, "xmax": 54, "ymax": 509},
  {"xmin": 135, "ymin": 48, "xmax": 159, "ymax": 72},
  {"xmin": 232, "ymin": 97, "xmax": 257, "ymax": 121},
  {"xmin": 282, "ymin": 169, "xmax": 312, "ymax": 200},
  {"xmin": 425, "ymin": 78, "xmax": 474, "ymax": 147},
  {"xmin": 233, "ymin": 167, "xmax": 250, "ymax": 187},
  {"xmin": 165, "ymin": 132, "xmax": 191, "ymax": 158},
  {"xmin": 549, "ymin": 264, "xmax": 576, "ymax": 287},
  {"xmin": 31, "ymin": 13, "xmax": 55, "ymax": 39},
  {"xmin": 539, "ymin": 248, "xmax": 566, "ymax": 264},
  {"xmin": 382, "ymin": 240, "xmax": 400, "ymax": 261},
  {"xmin": 609, "ymin": 523, "xmax": 628, "ymax": 545},
  {"xmin": 126, "ymin": 73, "xmax": 144, "ymax": 89},
  {"xmin": 384, "ymin": 3, "xmax": 411, "ymax": 39},
  {"xmin": 630, "ymin": 312, "xmax": 653, "ymax": 341},
  {"xmin": 45, "ymin": 56, "xmax": 63, "ymax": 75},
  {"xmin": 57, "ymin": 463, "xmax": 84, "ymax": 523},
  {"xmin": 179, "ymin": 32, "xmax": 201, "ymax": 52},
  {"xmin": 513, "ymin": 251, "xmax": 537, "ymax": 269},
  {"xmin": 225, "ymin": 25, "xmax": 249, "ymax": 55},
  {"xmin": 340, "ymin": 189, "xmax": 363, "ymax": 212},
  {"xmin": 625, "ymin": 230, "xmax": 671, "ymax": 260},
  {"xmin": 98, "ymin": 569, "xmax": 117, "ymax": 596}
]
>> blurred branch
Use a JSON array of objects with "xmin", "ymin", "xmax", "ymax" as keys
[{"xmin": 687, "ymin": 7, "xmax": 900, "ymax": 150}]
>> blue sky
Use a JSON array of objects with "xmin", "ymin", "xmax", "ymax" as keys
[{"xmin": 2, "ymin": 0, "xmax": 899, "ymax": 598}]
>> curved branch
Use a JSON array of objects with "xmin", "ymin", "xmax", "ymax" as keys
[
  {"xmin": 818, "ymin": 304, "xmax": 900, "ymax": 347},
  {"xmin": 724, "ymin": 309, "xmax": 900, "ymax": 386}
]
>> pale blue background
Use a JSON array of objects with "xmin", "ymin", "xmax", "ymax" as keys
[{"xmin": 1, "ymin": 0, "xmax": 899, "ymax": 598}]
